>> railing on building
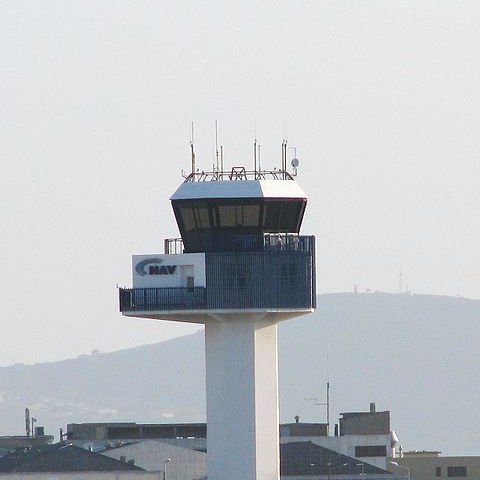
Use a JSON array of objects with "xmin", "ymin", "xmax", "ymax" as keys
[
  {"xmin": 164, "ymin": 233, "xmax": 314, "ymax": 255},
  {"xmin": 182, "ymin": 168, "xmax": 295, "ymax": 183},
  {"xmin": 119, "ymin": 283, "xmax": 315, "ymax": 312},
  {"xmin": 164, "ymin": 237, "xmax": 184, "ymax": 254},
  {"xmin": 120, "ymin": 287, "xmax": 206, "ymax": 312}
]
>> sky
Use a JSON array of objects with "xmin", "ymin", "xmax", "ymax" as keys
[{"xmin": 1, "ymin": 0, "xmax": 480, "ymax": 366}]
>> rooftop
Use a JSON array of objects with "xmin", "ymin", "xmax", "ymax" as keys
[
  {"xmin": 0, "ymin": 442, "xmax": 144, "ymax": 473},
  {"xmin": 170, "ymin": 176, "xmax": 308, "ymax": 201}
]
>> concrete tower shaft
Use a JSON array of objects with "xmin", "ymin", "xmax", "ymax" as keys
[{"xmin": 205, "ymin": 315, "xmax": 279, "ymax": 480}]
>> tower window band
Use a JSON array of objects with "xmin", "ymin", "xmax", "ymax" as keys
[{"xmin": 173, "ymin": 198, "xmax": 306, "ymax": 252}]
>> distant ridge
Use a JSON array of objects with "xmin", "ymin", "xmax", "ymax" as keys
[{"xmin": 1, "ymin": 293, "xmax": 479, "ymax": 456}]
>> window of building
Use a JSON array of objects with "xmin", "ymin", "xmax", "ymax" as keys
[
  {"xmin": 186, "ymin": 276, "xmax": 194, "ymax": 293},
  {"xmin": 178, "ymin": 205, "xmax": 197, "ymax": 232},
  {"xmin": 263, "ymin": 202, "xmax": 281, "ymax": 230},
  {"xmin": 241, "ymin": 204, "xmax": 261, "ymax": 227},
  {"xmin": 436, "ymin": 466, "xmax": 442, "ymax": 477},
  {"xmin": 278, "ymin": 201, "xmax": 303, "ymax": 231},
  {"xmin": 217, "ymin": 205, "xmax": 237, "ymax": 228},
  {"xmin": 194, "ymin": 205, "xmax": 210, "ymax": 230},
  {"xmin": 354, "ymin": 445, "xmax": 387, "ymax": 457},
  {"xmin": 447, "ymin": 466, "xmax": 467, "ymax": 477}
]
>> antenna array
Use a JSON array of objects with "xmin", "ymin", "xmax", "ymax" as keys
[{"xmin": 186, "ymin": 123, "xmax": 299, "ymax": 180}]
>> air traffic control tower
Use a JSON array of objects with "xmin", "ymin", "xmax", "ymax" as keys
[{"xmin": 119, "ymin": 142, "xmax": 316, "ymax": 480}]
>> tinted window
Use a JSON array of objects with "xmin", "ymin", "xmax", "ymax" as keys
[
  {"xmin": 263, "ymin": 202, "xmax": 281, "ymax": 229},
  {"xmin": 278, "ymin": 201, "xmax": 303, "ymax": 231},
  {"xmin": 447, "ymin": 467, "xmax": 467, "ymax": 477},
  {"xmin": 243, "ymin": 204, "xmax": 261, "ymax": 226},
  {"xmin": 194, "ymin": 205, "xmax": 210, "ymax": 230},
  {"xmin": 173, "ymin": 198, "xmax": 306, "ymax": 252},
  {"xmin": 354, "ymin": 445, "xmax": 387, "ymax": 457},
  {"xmin": 179, "ymin": 205, "xmax": 196, "ymax": 232}
]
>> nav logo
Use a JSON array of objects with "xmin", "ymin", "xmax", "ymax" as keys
[
  {"xmin": 149, "ymin": 265, "xmax": 177, "ymax": 275},
  {"xmin": 135, "ymin": 258, "xmax": 178, "ymax": 276}
]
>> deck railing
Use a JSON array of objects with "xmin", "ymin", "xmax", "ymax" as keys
[
  {"xmin": 119, "ymin": 284, "xmax": 315, "ymax": 313},
  {"xmin": 163, "ymin": 234, "xmax": 314, "ymax": 255},
  {"xmin": 119, "ymin": 287, "xmax": 206, "ymax": 312}
]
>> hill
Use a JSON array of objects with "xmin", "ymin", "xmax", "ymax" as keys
[{"xmin": 1, "ymin": 292, "xmax": 479, "ymax": 455}]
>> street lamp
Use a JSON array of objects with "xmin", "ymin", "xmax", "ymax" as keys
[
  {"xmin": 163, "ymin": 458, "xmax": 171, "ymax": 480},
  {"xmin": 390, "ymin": 461, "xmax": 411, "ymax": 480},
  {"xmin": 309, "ymin": 461, "xmax": 349, "ymax": 480},
  {"xmin": 356, "ymin": 462, "xmax": 366, "ymax": 476}
]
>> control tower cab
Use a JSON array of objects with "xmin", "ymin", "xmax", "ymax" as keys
[{"xmin": 119, "ymin": 143, "xmax": 316, "ymax": 480}]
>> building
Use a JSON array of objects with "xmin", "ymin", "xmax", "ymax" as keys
[
  {"xmin": 66, "ymin": 422, "xmax": 405, "ymax": 480},
  {"xmin": 119, "ymin": 146, "xmax": 316, "ymax": 480},
  {"xmin": 66, "ymin": 404, "xmax": 400, "ymax": 478},
  {"xmin": 67, "ymin": 422, "xmax": 206, "ymax": 443},
  {"xmin": 0, "ymin": 442, "xmax": 144, "ymax": 475},
  {"xmin": 388, "ymin": 451, "xmax": 480, "ymax": 480},
  {"xmin": 0, "ymin": 435, "xmax": 54, "ymax": 458},
  {"xmin": 102, "ymin": 440, "xmax": 206, "ymax": 480},
  {"xmin": 282, "ymin": 403, "xmax": 399, "ymax": 470},
  {"xmin": 280, "ymin": 442, "xmax": 404, "ymax": 480}
]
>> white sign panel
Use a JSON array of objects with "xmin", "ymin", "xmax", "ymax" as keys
[{"xmin": 132, "ymin": 253, "xmax": 206, "ymax": 289}]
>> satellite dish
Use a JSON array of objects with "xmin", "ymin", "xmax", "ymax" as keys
[{"xmin": 291, "ymin": 158, "xmax": 299, "ymax": 168}]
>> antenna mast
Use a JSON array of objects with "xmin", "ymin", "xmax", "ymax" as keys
[
  {"xmin": 25, "ymin": 408, "xmax": 31, "ymax": 437},
  {"xmin": 190, "ymin": 122, "xmax": 196, "ymax": 182},
  {"xmin": 220, "ymin": 145, "xmax": 224, "ymax": 179},
  {"xmin": 281, "ymin": 141, "xmax": 284, "ymax": 176},
  {"xmin": 254, "ymin": 138, "xmax": 257, "ymax": 179},
  {"xmin": 305, "ymin": 346, "xmax": 331, "ymax": 435},
  {"xmin": 258, "ymin": 144, "xmax": 261, "ymax": 173},
  {"xmin": 281, "ymin": 140, "xmax": 288, "ymax": 179},
  {"xmin": 326, "ymin": 381, "xmax": 330, "ymax": 435},
  {"xmin": 326, "ymin": 345, "xmax": 330, "ymax": 436},
  {"xmin": 215, "ymin": 120, "xmax": 219, "ymax": 173}
]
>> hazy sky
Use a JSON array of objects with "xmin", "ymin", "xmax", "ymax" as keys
[{"xmin": 1, "ymin": 1, "xmax": 479, "ymax": 366}]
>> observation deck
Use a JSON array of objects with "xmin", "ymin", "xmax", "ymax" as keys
[{"xmin": 119, "ymin": 233, "xmax": 316, "ymax": 320}]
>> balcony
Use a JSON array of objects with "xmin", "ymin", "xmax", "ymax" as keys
[{"xmin": 120, "ymin": 237, "xmax": 316, "ymax": 314}]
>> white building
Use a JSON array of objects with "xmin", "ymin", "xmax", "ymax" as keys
[{"xmin": 282, "ymin": 403, "xmax": 399, "ymax": 470}]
